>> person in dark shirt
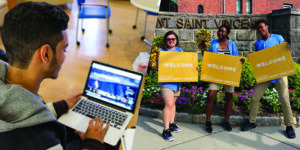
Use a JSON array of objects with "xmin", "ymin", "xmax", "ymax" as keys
[
  {"xmin": 0, "ymin": 2, "xmax": 109, "ymax": 149},
  {"xmin": 0, "ymin": 48, "xmax": 8, "ymax": 62}
]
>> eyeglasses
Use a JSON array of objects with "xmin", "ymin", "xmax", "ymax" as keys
[{"xmin": 166, "ymin": 38, "xmax": 176, "ymax": 41}]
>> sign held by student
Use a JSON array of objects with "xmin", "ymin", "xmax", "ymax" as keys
[
  {"xmin": 158, "ymin": 51, "xmax": 198, "ymax": 82},
  {"xmin": 200, "ymin": 52, "xmax": 242, "ymax": 87},
  {"xmin": 248, "ymin": 42, "xmax": 296, "ymax": 83}
]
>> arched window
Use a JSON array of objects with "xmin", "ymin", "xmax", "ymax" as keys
[
  {"xmin": 236, "ymin": 0, "xmax": 242, "ymax": 14},
  {"xmin": 246, "ymin": 0, "xmax": 252, "ymax": 14},
  {"xmin": 169, "ymin": 0, "xmax": 178, "ymax": 12},
  {"xmin": 198, "ymin": 5, "xmax": 203, "ymax": 14}
]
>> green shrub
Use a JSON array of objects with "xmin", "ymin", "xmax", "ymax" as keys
[
  {"xmin": 197, "ymin": 61, "xmax": 209, "ymax": 88},
  {"xmin": 289, "ymin": 89, "xmax": 300, "ymax": 110},
  {"xmin": 237, "ymin": 89, "xmax": 256, "ymax": 113},
  {"xmin": 152, "ymin": 35, "xmax": 164, "ymax": 48},
  {"xmin": 177, "ymin": 86, "xmax": 207, "ymax": 114},
  {"xmin": 236, "ymin": 57, "xmax": 256, "ymax": 91},
  {"xmin": 288, "ymin": 62, "xmax": 300, "ymax": 91},
  {"xmin": 232, "ymin": 93, "xmax": 240, "ymax": 107},
  {"xmin": 144, "ymin": 70, "xmax": 158, "ymax": 89},
  {"xmin": 261, "ymin": 88, "xmax": 282, "ymax": 113},
  {"xmin": 142, "ymin": 70, "xmax": 161, "ymax": 108},
  {"xmin": 141, "ymin": 86, "xmax": 164, "ymax": 109}
]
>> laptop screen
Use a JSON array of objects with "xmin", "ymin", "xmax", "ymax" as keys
[{"xmin": 83, "ymin": 61, "xmax": 143, "ymax": 112}]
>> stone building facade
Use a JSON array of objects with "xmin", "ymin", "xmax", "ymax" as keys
[{"xmin": 155, "ymin": 8, "xmax": 300, "ymax": 62}]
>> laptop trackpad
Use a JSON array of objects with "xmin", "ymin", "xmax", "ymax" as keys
[{"xmin": 59, "ymin": 112, "xmax": 90, "ymax": 132}]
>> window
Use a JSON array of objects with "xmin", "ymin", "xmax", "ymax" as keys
[
  {"xmin": 169, "ymin": 0, "xmax": 178, "ymax": 12},
  {"xmin": 246, "ymin": 0, "xmax": 252, "ymax": 14},
  {"xmin": 159, "ymin": 0, "xmax": 178, "ymax": 12},
  {"xmin": 198, "ymin": 5, "xmax": 204, "ymax": 14},
  {"xmin": 283, "ymin": 3, "xmax": 293, "ymax": 9},
  {"xmin": 236, "ymin": 0, "xmax": 242, "ymax": 14}
]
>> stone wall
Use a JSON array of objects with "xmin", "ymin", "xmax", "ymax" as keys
[
  {"xmin": 155, "ymin": 8, "xmax": 300, "ymax": 62},
  {"xmin": 270, "ymin": 8, "xmax": 300, "ymax": 62}
]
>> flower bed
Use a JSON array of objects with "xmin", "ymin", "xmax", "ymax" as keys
[{"xmin": 142, "ymin": 61, "xmax": 300, "ymax": 117}]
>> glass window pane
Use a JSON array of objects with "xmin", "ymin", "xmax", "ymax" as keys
[
  {"xmin": 236, "ymin": 0, "xmax": 242, "ymax": 14},
  {"xmin": 198, "ymin": 5, "xmax": 203, "ymax": 14},
  {"xmin": 283, "ymin": 4, "xmax": 293, "ymax": 9},
  {"xmin": 246, "ymin": 0, "xmax": 252, "ymax": 14}
]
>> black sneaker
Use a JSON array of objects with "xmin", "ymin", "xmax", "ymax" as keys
[
  {"xmin": 223, "ymin": 121, "xmax": 232, "ymax": 131},
  {"xmin": 206, "ymin": 121, "xmax": 213, "ymax": 133},
  {"xmin": 286, "ymin": 126, "xmax": 296, "ymax": 139},
  {"xmin": 162, "ymin": 129, "xmax": 174, "ymax": 141},
  {"xmin": 169, "ymin": 122, "xmax": 181, "ymax": 132},
  {"xmin": 241, "ymin": 121, "xmax": 256, "ymax": 131}
]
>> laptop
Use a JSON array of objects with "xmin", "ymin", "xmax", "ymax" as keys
[{"xmin": 58, "ymin": 61, "xmax": 144, "ymax": 146}]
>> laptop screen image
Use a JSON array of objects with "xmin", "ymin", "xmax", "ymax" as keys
[{"xmin": 83, "ymin": 61, "xmax": 143, "ymax": 112}]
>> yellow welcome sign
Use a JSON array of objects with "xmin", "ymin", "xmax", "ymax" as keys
[
  {"xmin": 248, "ymin": 42, "xmax": 296, "ymax": 83},
  {"xmin": 200, "ymin": 52, "xmax": 242, "ymax": 87},
  {"xmin": 158, "ymin": 51, "xmax": 198, "ymax": 82}
]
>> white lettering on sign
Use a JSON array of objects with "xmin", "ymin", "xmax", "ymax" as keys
[
  {"xmin": 207, "ymin": 64, "xmax": 236, "ymax": 72},
  {"xmin": 163, "ymin": 63, "xmax": 193, "ymax": 67},
  {"xmin": 256, "ymin": 56, "xmax": 286, "ymax": 68}
]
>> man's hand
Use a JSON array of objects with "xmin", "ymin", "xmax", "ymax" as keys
[
  {"xmin": 75, "ymin": 118, "xmax": 110, "ymax": 143},
  {"xmin": 65, "ymin": 92, "xmax": 82, "ymax": 109},
  {"xmin": 285, "ymin": 42, "xmax": 291, "ymax": 51},
  {"xmin": 240, "ymin": 58, "xmax": 245, "ymax": 64}
]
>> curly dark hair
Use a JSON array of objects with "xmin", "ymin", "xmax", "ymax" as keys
[
  {"xmin": 255, "ymin": 19, "xmax": 269, "ymax": 27},
  {"xmin": 219, "ymin": 24, "xmax": 231, "ymax": 39},
  {"xmin": 161, "ymin": 31, "xmax": 180, "ymax": 51},
  {"xmin": 1, "ymin": 2, "xmax": 69, "ymax": 69}
]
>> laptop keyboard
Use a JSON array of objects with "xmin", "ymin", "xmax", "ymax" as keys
[{"xmin": 72, "ymin": 99, "xmax": 128, "ymax": 130}]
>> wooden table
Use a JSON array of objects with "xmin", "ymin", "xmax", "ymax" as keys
[{"xmin": 6, "ymin": 0, "xmax": 17, "ymax": 9}]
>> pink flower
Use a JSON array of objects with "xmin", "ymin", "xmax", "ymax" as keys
[
  {"xmin": 182, "ymin": 87, "xmax": 186, "ymax": 90},
  {"xmin": 233, "ymin": 94, "xmax": 237, "ymax": 96},
  {"xmin": 156, "ymin": 99, "xmax": 160, "ymax": 104}
]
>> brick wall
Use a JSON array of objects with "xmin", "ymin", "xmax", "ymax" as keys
[
  {"xmin": 178, "ymin": 0, "xmax": 221, "ymax": 14},
  {"xmin": 178, "ymin": 0, "xmax": 300, "ymax": 14},
  {"xmin": 155, "ymin": 8, "xmax": 300, "ymax": 62}
]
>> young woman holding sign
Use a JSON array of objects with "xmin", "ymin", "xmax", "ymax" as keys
[
  {"xmin": 205, "ymin": 25, "xmax": 242, "ymax": 133},
  {"xmin": 153, "ymin": 31, "xmax": 183, "ymax": 141}
]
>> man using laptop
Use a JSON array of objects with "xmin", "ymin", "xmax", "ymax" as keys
[{"xmin": 0, "ymin": 2, "xmax": 109, "ymax": 149}]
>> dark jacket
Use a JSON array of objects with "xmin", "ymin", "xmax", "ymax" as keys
[{"xmin": 0, "ymin": 60, "xmax": 105, "ymax": 150}]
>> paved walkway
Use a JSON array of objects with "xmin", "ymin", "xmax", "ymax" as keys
[{"xmin": 133, "ymin": 116, "xmax": 300, "ymax": 150}]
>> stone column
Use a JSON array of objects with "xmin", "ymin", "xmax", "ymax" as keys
[{"xmin": 270, "ymin": 8, "xmax": 300, "ymax": 63}]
